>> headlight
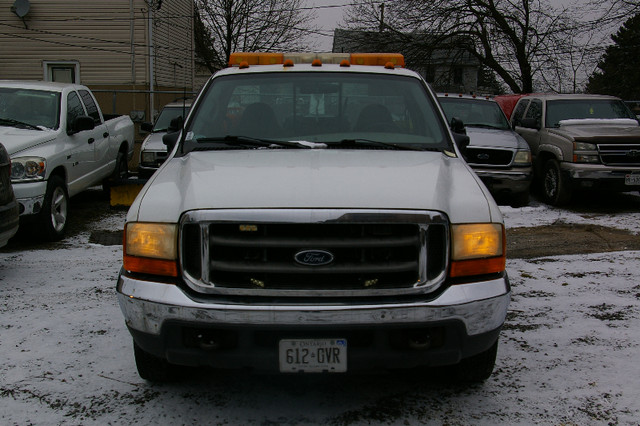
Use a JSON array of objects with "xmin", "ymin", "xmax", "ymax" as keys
[
  {"xmin": 10, "ymin": 157, "xmax": 46, "ymax": 181},
  {"xmin": 141, "ymin": 151, "xmax": 156, "ymax": 163},
  {"xmin": 574, "ymin": 142, "xmax": 597, "ymax": 151},
  {"xmin": 123, "ymin": 222, "xmax": 178, "ymax": 277},
  {"xmin": 450, "ymin": 223, "xmax": 506, "ymax": 278},
  {"xmin": 573, "ymin": 142, "xmax": 599, "ymax": 163},
  {"xmin": 513, "ymin": 150, "xmax": 532, "ymax": 165}
]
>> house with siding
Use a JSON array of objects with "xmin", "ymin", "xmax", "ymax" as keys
[{"xmin": 0, "ymin": 0, "xmax": 196, "ymax": 150}]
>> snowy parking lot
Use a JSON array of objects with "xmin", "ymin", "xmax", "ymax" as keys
[{"xmin": 1, "ymin": 190, "xmax": 640, "ymax": 425}]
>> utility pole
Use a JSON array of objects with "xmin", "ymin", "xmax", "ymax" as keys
[{"xmin": 379, "ymin": 3, "xmax": 384, "ymax": 32}]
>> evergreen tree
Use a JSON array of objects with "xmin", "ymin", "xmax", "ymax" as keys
[{"xmin": 587, "ymin": 13, "xmax": 640, "ymax": 99}]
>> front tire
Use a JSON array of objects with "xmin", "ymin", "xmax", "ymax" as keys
[
  {"xmin": 510, "ymin": 190, "xmax": 530, "ymax": 208},
  {"xmin": 113, "ymin": 151, "xmax": 129, "ymax": 181},
  {"xmin": 102, "ymin": 150, "xmax": 129, "ymax": 195},
  {"xmin": 541, "ymin": 159, "xmax": 571, "ymax": 206},
  {"xmin": 449, "ymin": 341, "xmax": 498, "ymax": 383},
  {"xmin": 133, "ymin": 342, "xmax": 179, "ymax": 382},
  {"xmin": 40, "ymin": 175, "xmax": 69, "ymax": 241}
]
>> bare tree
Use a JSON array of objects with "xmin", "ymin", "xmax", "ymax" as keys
[
  {"xmin": 342, "ymin": 0, "xmax": 582, "ymax": 93},
  {"xmin": 195, "ymin": 0, "xmax": 317, "ymax": 72}
]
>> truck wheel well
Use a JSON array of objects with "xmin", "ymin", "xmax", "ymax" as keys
[
  {"xmin": 119, "ymin": 142, "xmax": 129, "ymax": 155},
  {"xmin": 535, "ymin": 151, "xmax": 557, "ymax": 177},
  {"xmin": 49, "ymin": 166, "xmax": 67, "ymax": 184}
]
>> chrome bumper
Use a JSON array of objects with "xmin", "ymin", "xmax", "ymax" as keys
[
  {"xmin": 117, "ymin": 272, "xmax": 510, "ymax": 337},
  {"xmin": 13, "ymin": 180, "xmax": 47, "ymax": 215}
]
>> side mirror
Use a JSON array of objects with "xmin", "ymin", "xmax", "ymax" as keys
[
  {"xmin": 452, "ymin": 132, "xmax": 470, "ymax": 158},
  {"xmin": 520, "ymin": 117, "xmax": 541, "ymax": 130},
  {"xmin": 68, "ymin": 115, "xmax": 95, "ymax": 134},
  {"xmin": 140, "ymin": 122, "xmax": 154, "ymax": 132},
  {"xmin": 167, "ymin": 116, "xmax": 184, "ymax": 134},
  {"xmin": 450, "ymin": 117, "xmax": 466, "ymax": 135},
  {"xmin": 163, "ymin": 131, "xmax": 180, "ymax": 152}
]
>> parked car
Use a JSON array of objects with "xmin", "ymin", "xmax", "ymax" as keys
[
  {"xmin": 0, "ymin": 142, "xmax": 19, "ymax": 247},
  {"xmin": 511, "ymin": 93, "xmax": 640, "ymax": 205},
  {"xmin": 117, "ymin": 52, "xmax": 510, "ymax": 383},
  {"xmin": 624, "ymin": 100, "xmax": 640, "ymax": 119},
  {"xmin": 138, "ymin": 100, "xmax": 192, "ymax": 177},
  {"xmin": 438, "ymin": 94, "xmax": 533, "ymax": 206},
  {"xmin": 0, "ymin": 80, "xmax": 135, "ymax": 240}
]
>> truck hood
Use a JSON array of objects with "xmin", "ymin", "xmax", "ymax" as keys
[
  {"xmin": 550, "ymin": 119, "xmax": 640, "ymax": 142},
  {"xmin": 466, "ymin": 127, "xmax": 529, "ymax": 150},
  {"xmin": 130, "ymin": 150, "xmax": 499, "ymax": 225},
  {"xmin": 0, "ymin": 127, "xmax": 56, "ymax": 156}
]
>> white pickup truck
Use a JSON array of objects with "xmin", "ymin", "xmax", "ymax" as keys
[
  {"xmin": 117, "ymin": 53, "xmax": 510, "ymax": 383},
  {"xmin": 0, "ymin": 81, "xmax": 134, "ymax": 240}
]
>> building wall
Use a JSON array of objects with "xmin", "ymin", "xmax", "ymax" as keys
[
  {"xmin": 0, "ymin": 0, "xmax": 196, "ymax": 148},
  {"xmin": 152, "ymin": 0, "xmax": 194, "ymax": 90},
  {"xmin": 0, "ymin": 0, "xmax": 147, "ymax": 84}
]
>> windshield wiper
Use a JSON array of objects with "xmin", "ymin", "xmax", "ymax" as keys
[
  {"xmin": 465, "ymin": 123, "xmax": 509, "ymax": 130},
  {"xmin": 332, "ymin": 138, "xmax": 431, "ymax": 151},
  {"xmin": 196, "ymin": 135, "xmax": 312, "ymax": 149},
  {"xmin": 0, "ymin": 118, "xmax": 42, "ymax": 131}
]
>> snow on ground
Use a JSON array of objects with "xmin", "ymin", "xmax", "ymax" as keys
[
  {"xmin": 0, "ymin": 202, "xmax": 639, "ymax": 425},
  {"xmin": 501, "ymin": 196, "xmax": 640, "ymax": 234}
]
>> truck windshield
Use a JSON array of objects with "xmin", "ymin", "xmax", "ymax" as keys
[
  {"xmin": 546, "ymin": 99, "xmax": 636, "ymax": 128},
  {"xmin": 439, "ymin": 98, "xmax": 510, "ymax": 130},
  {"xmin": 0, "ymin": 88, "xmax": 61, "ymax": 130},
  {"xmin": 186, "ymin": 72, "xmax": 450, "ymax": 149},
  {"xmin": 153, "ymin": 105, "xmax": 191, "ymax": 132}
]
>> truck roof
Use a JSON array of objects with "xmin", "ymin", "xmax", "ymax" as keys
[
  {"xmin": 0, "ymin": 80, "xmax": 85, "ymax": 92},
  {"xmin": 213, "ymin": 63, "xmax": 421, "ymax": 78},
  {"xmin": 211, "ymin": 52, "xmax": 417, "ymax": 79}
]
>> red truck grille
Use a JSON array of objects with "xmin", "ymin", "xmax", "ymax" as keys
[{"xmin": 179, "ymin": 210, "xmax": 449, "ymax": 297}]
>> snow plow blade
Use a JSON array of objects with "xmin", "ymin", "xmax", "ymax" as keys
[{"xmin": 110, "ymin": 178, "xmax": 147, "ymax": 207}]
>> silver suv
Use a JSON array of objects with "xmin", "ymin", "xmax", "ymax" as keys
[{"xmin": 439, "ymin": 94, "xmax": 532, "ymax": 206}]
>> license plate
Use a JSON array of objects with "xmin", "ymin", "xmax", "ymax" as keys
[
  {"xmin": 625, "ymin": 174, "xmax": 640, "ymax": 185},
  {"xmin": 278, "ymin": 338, "xmax": 347, "ymax": 373}
]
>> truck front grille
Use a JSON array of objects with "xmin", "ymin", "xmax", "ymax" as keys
[
  {"xmin": 465, "ymin": 147, "xmax": 513, "ymax": 167},
  {"xmin": 180, "ymin": 210, "xmax": 449, "ymax": 297},
  {"xmin": 598, "ymin": 144, "xmax": 640, "ymax": 166}
]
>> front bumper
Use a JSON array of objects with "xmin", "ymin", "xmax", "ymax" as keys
[
  {"xmin": 472, "ymin": 166, "xmax": 533, "ymax": 194},
  {"xmin": 12, "ymin": 180, "xmax": 47, "ymax": 215},
  {"xmin": 117, "ymin": 271, "xmax": 510, "ymax": 370},
  {"xmin": 562, "ymin": 163, "xmax": 640, "ymax": 191}
]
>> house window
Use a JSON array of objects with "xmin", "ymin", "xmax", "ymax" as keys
[{"xmin": 43, "ymin": 61, "xmax": 80, "ymax": 83}]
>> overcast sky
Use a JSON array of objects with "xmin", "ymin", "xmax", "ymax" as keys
[{"xmin": 304, "ymin": 0, "xmax": 346, "ymax": 51}]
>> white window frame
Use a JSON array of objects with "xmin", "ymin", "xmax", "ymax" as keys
[{"xmin": 43, "ymin": 61, "xmax": 80, "ymax": 83}]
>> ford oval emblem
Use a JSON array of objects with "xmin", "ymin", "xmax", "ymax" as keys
[{"xmin": 294, "ymin": 250, "xmax": 334, "ymax": 266}]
